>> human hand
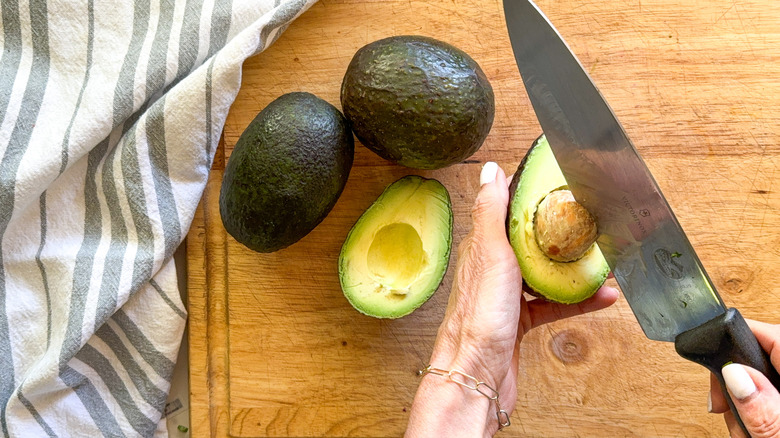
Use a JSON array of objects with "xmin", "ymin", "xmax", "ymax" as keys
[
  {"xmin": 406, "ymin": 162, "xmax": 619, "ymax": 437},
  {"xmin": 709, "ymin": 319, "xmax": 780, "ymax": 438}
]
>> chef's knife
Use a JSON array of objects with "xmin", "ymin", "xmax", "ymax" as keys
[{"xmin": 503, "ymin": 0, "xmax": 780, "ymax": 434}]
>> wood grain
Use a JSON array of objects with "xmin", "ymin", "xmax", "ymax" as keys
[{"xmin": 188, "ymin": 0, "xmax": 780, "ymax": 436}]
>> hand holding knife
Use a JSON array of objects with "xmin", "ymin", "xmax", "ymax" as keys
[{"xmin": 503, "ymin": 0, "xmax": 780, "ymax": 436}]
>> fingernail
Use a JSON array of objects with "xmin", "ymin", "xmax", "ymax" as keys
[
  {"xmin": 707, "ymin": 391, "xmax": 712, "ymax": 413},
  {"xmin": 480, "ymin": 162, "xmax": 498, "ymax": 186},
  {"xmin": 722, "ymin": 363, "xmax": 757, "ymax": 401}
]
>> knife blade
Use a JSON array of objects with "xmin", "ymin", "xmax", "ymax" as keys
[
  {"xmin": 504, "ymin": 0, "xmax": 780, "ymax": 433},
  {"xmin": 503, "ymin": 0, "xmax": 723, "ymax": 343}
]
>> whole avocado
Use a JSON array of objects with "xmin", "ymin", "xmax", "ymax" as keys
[
  {"xmin": 341, "ymin": 35, "xmax": 495, "ymax": 170},
  {"xmin": 219, "ymin": 92, "xmax": 354, "ymax": 253}
]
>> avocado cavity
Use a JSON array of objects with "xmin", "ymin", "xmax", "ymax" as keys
[{"xmin": 367, "ymin": 223, "xmax": 426, "ymax": 295}]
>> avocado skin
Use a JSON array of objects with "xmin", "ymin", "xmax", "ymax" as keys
[
  {"xmin": 219, "ymin": 92, "xmax": 354, "ymax": 253},
  {"xmin": 507, "ymin": 134, "xmax": 545, "ymax": 298},
  {"xmin": 341, "ymin": 35, "xmax": 495, "ymax": 170},
  {"xmin": 506, "ymin": 134, "xmax": 545, "ymax": 232}
]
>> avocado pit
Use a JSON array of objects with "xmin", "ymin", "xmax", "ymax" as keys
[{"xmin": 534, "ymin": 189, "xmax": 598, "ymax": 262}]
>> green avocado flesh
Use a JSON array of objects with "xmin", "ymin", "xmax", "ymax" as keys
[
  {"xmin": 340, "ymin": 35, "xmax": 495, "ymax": 170},
  {"xmin": 219, "ymin": 92, "xmax": 354, "ymax": 253},
  {"xmin": 507, "ymin": 136, "xmax": 610, "ymax": 304},
  {"xmin": 339, "ymin": 176, "xmax": 453, "ymax": 318}
]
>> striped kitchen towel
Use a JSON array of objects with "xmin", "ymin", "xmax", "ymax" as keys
[{"xmin": 0, "ymin": 0, "xmax": 316, "ymax": 436}]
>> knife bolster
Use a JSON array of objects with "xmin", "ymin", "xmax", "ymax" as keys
[
  {"xmin": 674, "ymin": 308, "xmax": 769, "ymax": 374},
  {"xmin": 674, "ymin": 308, "xmax": 780, "ymax": 385}
]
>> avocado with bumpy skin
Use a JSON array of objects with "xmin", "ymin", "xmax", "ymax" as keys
[
  {"xmin": 507, "ymin": 135, "xmax": 610, "ymax": 304},
  {"xmin": 341, "ymin": 35, "xmax": 495, "ymax": 170},
  {"xmin": 219, "ymin": 92, "xmax": 354, "ymax": 253},
  {"xmin": 339, "ymin": 175, "xmax": 452, "ymax": 318}
]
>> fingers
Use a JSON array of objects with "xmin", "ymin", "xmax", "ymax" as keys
[
  {"xmin": 524, "ymin": 285, "xmax": 619, "ymax": 329},
  {"xmin": 471, "ymin": 162, "xmax": 510, "ymax": 245},
  {"xmin": 709, "ymin": 372, "xmax": 729, "ymax": 414},
  {"xmin": 721, "ymin": 363, "xmax": 780, "ymax": 438},
  {"xmin": 746, "ymin": 319, "xmax": 780, "ymax": 370},
  {"xmin": 710, "ymin": 320, "xmax": 780, "ymax": 416}
]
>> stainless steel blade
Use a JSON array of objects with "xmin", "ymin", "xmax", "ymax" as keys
[{"xmin": 504, "ymin": 0, "xmax": 725, "ymax": 341}]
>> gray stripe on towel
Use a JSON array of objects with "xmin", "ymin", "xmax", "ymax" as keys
[
  {"xmin": 35, "ymin": 194, "xmax": 52, "ymax": 351},
  {"xmin": 146, "ymin": 99, "xmax": 182, "ymax": 260},
  {"xmin": 16, "ymin": 391, "xmax": 56, "ymax": 437},
  {"xmin": 112, "ymin": 310, "xmax": 175, "ymax": 382},
  {"xmin": 95, "ymin": 323, "xmax": 168, "ymax": 412},
  {"xmin": 150, "ymin": 279, "xmax": 186, "ymax": 320},
  {"xmin": 0, "ymin": 0, "xmax": 51, "ymax": 434},
  {"xmin": 75, "ymin": 344, "xmax": 157, "ymax": 437},
  {"xmin": 0, "ymin": 0, "xmax": 22, "ymax": 127},
  {"xmin": 60, "ymin": 366, "xmax": 126, "ymax": 438},
  {"xmin": 59, "ymin": 0, "xmax": 95, "ymax": 174}
]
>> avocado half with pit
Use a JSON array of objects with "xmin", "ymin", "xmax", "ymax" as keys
[
  {"xmin": 339, "ymin": 175, "xmax": 452, "ymax": 318},
  {"xmin": 507, "ymin": 135, "xmax": 610, "ymax": 304}
]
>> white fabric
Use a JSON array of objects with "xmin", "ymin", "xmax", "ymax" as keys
[{"xmin": 0, "ymin": 0, "xmax": 316, "ymax": 436}]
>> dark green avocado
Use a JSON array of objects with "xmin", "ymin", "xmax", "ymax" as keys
[
  {"xmin": 219, "ymin": 92, "xmax": 354, "ymax": 253},
  {"xmin": 341, "ymin": 35, "xmax": 495, "ymax": 170}
]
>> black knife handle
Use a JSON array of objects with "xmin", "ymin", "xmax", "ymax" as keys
[{"xmin": 674, "ymin": 308, "xmax": 780, "ymax": 438}]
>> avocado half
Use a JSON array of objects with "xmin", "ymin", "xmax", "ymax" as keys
[
  {"xmin": 507, "ymin": 135, "xmax": 610, "ymax": 304},
  {"xmin": 341, "ymin": 35, "xmax": 495, "ymax": 170},
  {"xmin": 219, "ymin": 92, "xmax": 354, "ymax": 253},
  {"xmin": 339, "ymin": 176, "xmax": 453, "ymax": 318}
]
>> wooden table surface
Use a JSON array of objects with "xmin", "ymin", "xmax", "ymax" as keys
[{"xmin": 187, "ymin": 0, "xmax": 780, "ymax": 436}]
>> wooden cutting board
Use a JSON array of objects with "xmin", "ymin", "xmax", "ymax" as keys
[{"xmin": 187, "ymin": 0, "xmax": 780, "ymax": 436}]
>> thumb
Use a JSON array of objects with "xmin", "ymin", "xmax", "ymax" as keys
[
  {"xmin": 471, "ymin": 161, "xmax": 510, "ymax": 242},
  {"xmin": 722, "ymin": 363, "xmax": 780, "ymax": 438}
]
